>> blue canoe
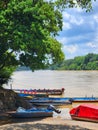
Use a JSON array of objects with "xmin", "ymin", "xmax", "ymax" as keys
[
  {"xmin": 7, "ymin": 105, "xmax": 61, "ymax": 118},
  {"xmin": 29, "ymin": 97, "xmax": 72, "ymax": 106},
  {"xmin": 8, "ymin": 107, "xmax": 53, "ymax": 118},
  {"xmin": 69, "ymin": 97, "xmax": 98, "ymax": 102},
  {"xmin": 29, "ymin": 96, "xmax": 98, "ymax": 106},
  {"xmin": 18, "ymin": 93, "xmax": 48, "ymax": 98}
]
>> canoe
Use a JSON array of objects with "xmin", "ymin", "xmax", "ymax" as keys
[
  {"xmin": 8, "ymin": 107, "xmax": 52, "ymax": 118},
  {"xmin": 70, "ymin": 104, "xmax": 98, "ymax": 122},
  {"xmin": 18, "ymin": 93, "xmax": 49, "ymax": 98},
  {"xmin": 31, "ymin": 102, "xmax": 71, "ymax": 106},
  {"xmin": 9, "ymin": 110, "xmax": 53, "ymax": 118},
  {"xmin": 8, "ymin": 105, "xmax": 61, "ymax": 118},
  {"xmin": 13, "ymin": 88, "xmax": 65, "ymax": 95},
  {"xmin": 69, "ymin": 97, "xmax": 98, "ymax": 103},
  {"xmin": 29, "ymin": 97, "xmax": 72, "ymax": 106}
]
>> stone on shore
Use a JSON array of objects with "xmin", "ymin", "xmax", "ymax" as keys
[{"xmin": 0, "ymin": 88, "xmax": 32, "ymax": 112}]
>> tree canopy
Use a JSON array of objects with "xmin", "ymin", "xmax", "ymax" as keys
[{"xmin": 0, "ymin": 0, "xmax": 96, "ymax": 86}]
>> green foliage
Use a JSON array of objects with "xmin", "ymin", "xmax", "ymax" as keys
[
  {"xmin": 0, "ymin": 0, "xmax": 64, "ymax": 70},
  {"xmin": 55, "ymin": 0, "xmax": 96, "ymax": 12},
  {"xmin": 50, "ymin": 53, "xmax": 98, "ymax": 70},
  {"xmin": 0, "ymin": 66, "xmax": 16, "ymax": 87}
]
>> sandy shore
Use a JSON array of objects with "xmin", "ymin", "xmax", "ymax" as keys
[
  {"xmin": 0, "ymin": 107, "xmax": 98, "ymax": 130},
  {"xmin": 0, "ymin": 116, "xmax": 98, "ymax": 130}
]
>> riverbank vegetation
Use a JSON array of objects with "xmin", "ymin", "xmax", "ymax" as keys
[{"xmin": 49, "ymin": 53, "xmax": 98, "ymax": 70}]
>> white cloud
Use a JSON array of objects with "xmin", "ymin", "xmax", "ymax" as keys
[
  {"xmin": 93, "ymin": 15, "xmax": 98, "ymax": 23},
  {"xmin": 63, "ymin": 12, "xmax": 70, "ymax": 20},
  {"xmin": 63, "ymin": 44, "xmax": 78, "ymax": 54},
  {"xmin": 86, "ymin": 33, "xmax": 98, "ymax": 53},
  {"xmin": 75, "ymin": 8, "xmax": 83, "ymax": 13},
  {"xmin": 57, "ymin": 1, "xmax": 98, "ymax": 59},
  {"xmin": 59, "ymin": 34, "xmax": 90, "ymax": 45},
  {"xmin": 63, "ymin": 10, "xmax": 84, "ymax": 26},
  {"xmin": 63, "ymin": 21, "xmax": 71, "ymax": 30},
  {"xmin": 58, "ymin": 37, "xmax": 68, "ymax": 45},
  {"xmin": 86, "ymin": 42, "xmax": 96, "ymax": 48},
  {"xmin": 70, "ymin": 16, "xmax": 84, "ymax": 25},
  {"xmin": 95, "ymin": 33, "xmax": 98, "ymax": 42}
]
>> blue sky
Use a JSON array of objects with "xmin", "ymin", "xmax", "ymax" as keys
[{"xmin": 57, "ymin": 1, "xmax": 98, "ymax": 59}]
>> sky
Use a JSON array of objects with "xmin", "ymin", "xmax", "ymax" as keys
[{"xmin": 57, "ymin": 0, "xmax": 98, "ymax": 59}]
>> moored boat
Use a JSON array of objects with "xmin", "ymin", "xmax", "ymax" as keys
[
  {"xmin": 69, "ymin": 96, "xmax": 98, "ymax": 103},
  {"xmin": 13, "ymin": 88, "xmax": 65, "ymax": 95},
  {"xmin": 7, "ymin": 105, "xmax": 61, "ymax": 118},
  {"xmin": 29, "ymin": 97, "xmax": 72, "ymax": 106},
  {"xmin": 18, "ymin": 93, "xmax": 49, "ymax": 99},
  {"xmin": 69, "ymin": 104, "xmax": 98, "ymax": 122}
]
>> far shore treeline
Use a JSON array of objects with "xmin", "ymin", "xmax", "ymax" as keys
[
  {"xmin": 49, "ymin": 53, "xmax": 98, "ymax": 70},
  {"xmin": 17, "ymin": 53, "xmax": 98, "ymax": 71}
]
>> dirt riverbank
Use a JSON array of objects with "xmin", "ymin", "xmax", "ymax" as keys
[{"xmin": 0, "ymin": 117, "xmax": 98, "ymax": 130}]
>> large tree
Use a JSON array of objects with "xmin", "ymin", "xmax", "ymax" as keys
[{"xmin": 0, "ymin": 0, "xmax": 96, "ymax": 86}]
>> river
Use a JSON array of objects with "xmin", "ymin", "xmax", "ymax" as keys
[{"xmin": 4, "ymin": 70, "xmax": 98, "ymax": 97}]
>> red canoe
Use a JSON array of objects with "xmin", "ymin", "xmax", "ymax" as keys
[
  {"xmin": 13, "ymin": 88, "xmax": 65, "ymax": 95},
  {"xmin": 70, "ymin": 104, "xmax": 98, "ymax": 122}
]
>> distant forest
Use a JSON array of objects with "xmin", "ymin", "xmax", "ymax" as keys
[
  {"xmin": 49, "ymin": 53, "xmax": 98, "ymax": 70},
  {"xmin": 17, "ymin": 53, "xmax": 98, "ymax": 71}
]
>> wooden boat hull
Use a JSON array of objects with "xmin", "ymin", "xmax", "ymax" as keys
[
  {"xmin": 29, "ymin": 97, "xmax": 72, "ymax": 106},
  {"xmin": 7, "ymin": 105, "xmax": 62, "ymax": 118},
  {"xmin": 71, "ymin": 115, "xmax": 98, "ymax": 123},
  {"xmin": 9, "ymin": 111, "xmax": 53, "ymax": 118},
  {"xmin": 18, "ymin": 93, "xmax": 49, "ymax": 98},
  {"xmin": 32, "ymin": 101, "xmax": 71, "ymax": 106},
  {"xmin": 17, "ymin": 91, "xmax": 63, "ymax": 96},
  {"xmin": 69, "ymin": 97, "xmax": 98, "ymax": 103},
  {"xmin": 70, "ymin": 104, "xmax": 98, "ymax": 123},
  {"xmin": 13, "ymin": 88, "xmax": 65, "ymax": 95}
]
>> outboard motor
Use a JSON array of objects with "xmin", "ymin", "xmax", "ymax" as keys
[
  {"xmin": 47, "ymin": 105, "xmax": 61, "ymax": 114},
  {"xmin": 69, "ymin": 98, "xmax": 74, "ymax": 103}
]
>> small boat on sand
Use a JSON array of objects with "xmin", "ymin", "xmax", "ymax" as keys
[
  {"xmin": 70, "ymin": 104, "xmax": 98, "ymax": 122},
  {"xmin": 7, "ymin": 105, "xmax": 61, "ymax": 118}
]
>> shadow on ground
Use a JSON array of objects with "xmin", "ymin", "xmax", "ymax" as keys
[
  {"xmin": 0, "ymin": 116, "xmax": 45, "ymax": 126},
  {"xmin": 0, "ymin": 123, "xmax": 90, "ymax": 130}
]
